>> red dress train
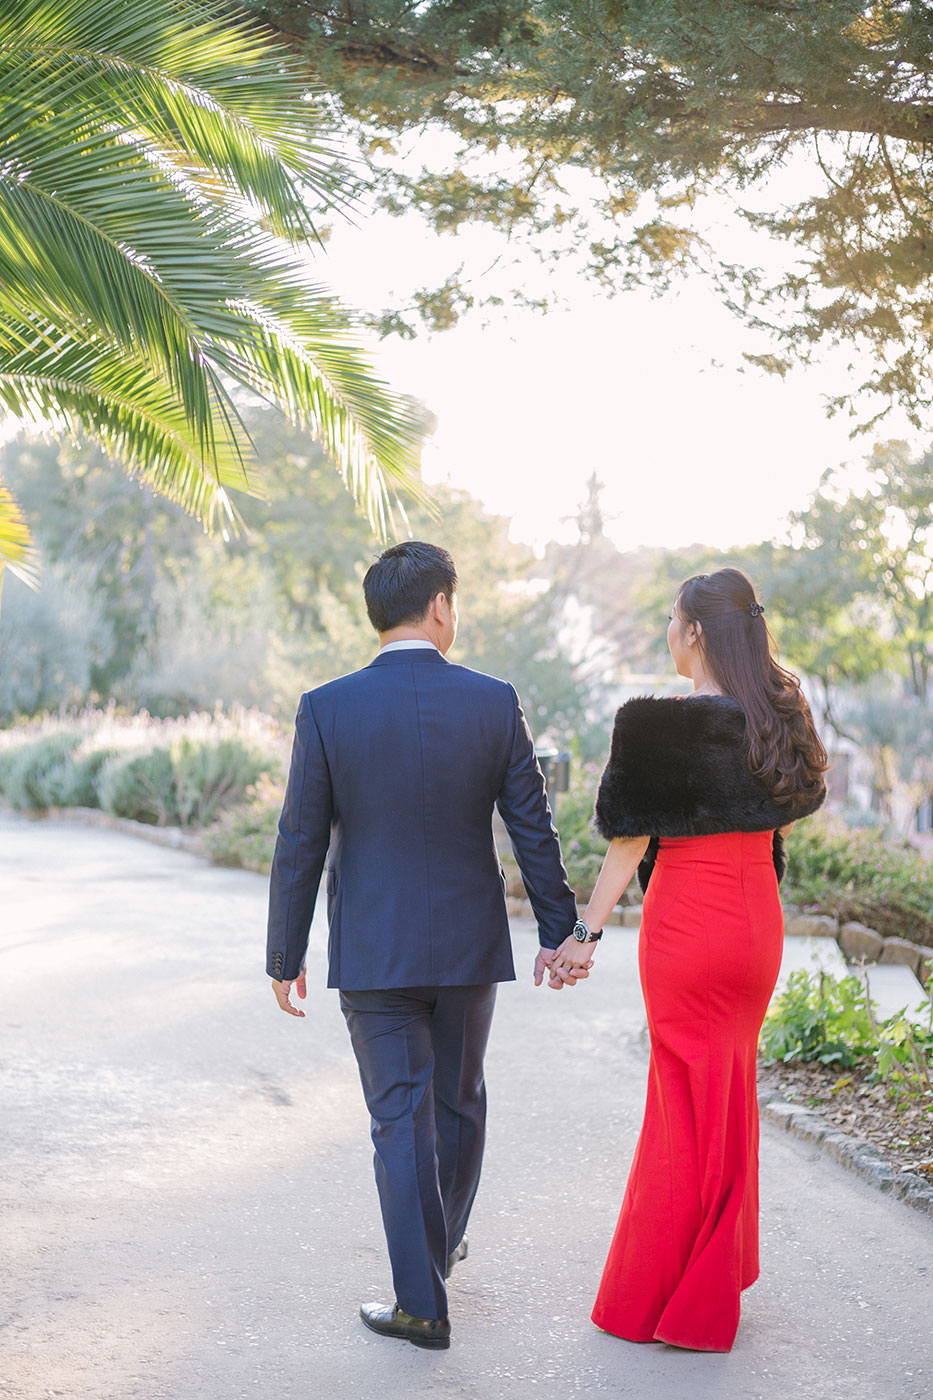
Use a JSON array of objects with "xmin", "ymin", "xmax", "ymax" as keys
[{"xmin": 591, "ymin": 830, "xmax": 784, "ymax": 1353}]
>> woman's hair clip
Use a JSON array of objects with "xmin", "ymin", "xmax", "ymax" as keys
[{"xmin": 749, "ymin": 602, "xmax": 765, "ymax": 618}]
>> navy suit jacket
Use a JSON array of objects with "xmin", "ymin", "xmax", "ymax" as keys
[{"xmin": 266, "ymin": 648, "xmax": 578, "ymax": 989}]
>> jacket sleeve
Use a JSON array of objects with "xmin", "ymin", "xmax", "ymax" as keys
[
  {"xmin": 266, "ymin": 694, "xmax": 334, "ymax": 981},
  {"xmin": 495, "ymin": 685, "xmax": 578, "ymax": 949}
]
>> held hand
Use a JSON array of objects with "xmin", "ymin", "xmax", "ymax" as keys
[
  {"xmin": 534, "ymin": 946, "xmax": 557, "ymax": 986},
  {"xmin": 534, "ymin": 944, "xmax": 585, "ymax": 990},
  {"xmin": 547, "ymin": 933, "xmax": 597, "ymax": 990},
  {"xmin": 272, "ymin": 969, "xmax": 307, "ymax": 1018}
]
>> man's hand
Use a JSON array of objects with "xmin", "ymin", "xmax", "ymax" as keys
[
  {"xmin": 272, "ymin": 970, "xmax": 307, "ymax": 1017},
  {"xmin": 534, "ymin": 946, "xmax": 557, "ymax": 986},
  {"xmin": 534, "ymin": 944, "xmax": 593, "ymax": 989},
  {"xmin": 545, "ymin": 934, "xmax": 596, "ymax": 990}
]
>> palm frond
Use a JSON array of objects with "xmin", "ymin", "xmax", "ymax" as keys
[
  {"xmin": 0, "ymin": 0, "xmax": 342, "ymax": 235},
  {"xmin": 0, "ymin": 320, "xmax": 258, "ymax": 527},
  {"xmin": 0, "ymin": 484, "xmax": 39, "ymax": 600},
  {"xmin": 0, "ymin": 0, "xmax": 424, "ymax": 533}
]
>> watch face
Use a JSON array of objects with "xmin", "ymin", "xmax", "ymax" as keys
[{"xmin": 573, "ymin": 921, "xmax": 588, "ymax": 942}]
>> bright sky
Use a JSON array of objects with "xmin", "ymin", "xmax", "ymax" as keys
[{"xmin": 318, "ymin": 166, "xmax": 919, "ymax": 556}]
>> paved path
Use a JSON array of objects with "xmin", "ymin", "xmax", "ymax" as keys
[{"xmin": 1, "ymin": 809, "xmax": 931, "ymax": 1400}]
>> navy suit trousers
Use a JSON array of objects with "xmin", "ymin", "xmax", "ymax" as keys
[{"xmin": 340, "ymin": 983, "xmax": 497, "ymax": 1320}]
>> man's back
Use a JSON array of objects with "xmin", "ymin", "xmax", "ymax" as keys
[
  {"xmin": 266, "ymin": 540, "xmax": 578, "ymax": 1343},
  {"xmin": 266, "ymin": 647, "xmax": 576, "ymax": 990}
]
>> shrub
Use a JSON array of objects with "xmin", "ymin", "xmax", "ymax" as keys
[
  {"xmin": 172, "ymin": 735, "xmax": 278, "ymax": 828},
  {"xmin": 761, "ymin": 967, "xmax": 933, "ymax": 1097},
  {"xmin": 1, "ymin": 733, "xmax": 79, "ymax": 811},
  {"xmin": 200, "ymin": 775, "xmax": 283, "ymax": 872},
  {"xmin": 43, "ymin": 747, "xmax": 118, "ymax": 809},
  {"xmin": 0, "ymin": 744, "xmax": 23, "ymax": 792},
  {"xmin": 552, "ymin": 760, "xmax": 611, "ymax": 899},
  {"xmin": 784, "ymin": 817, "xmax": 933, "ymax": 947},
  {"xmin": 498, "ymin": 757, "xmax": 618, "ymax": 902},
  {"xmin": 760, "ymin": 969, "xmax": 876, "ymax": 1069},
  {"xmin": 98, "ymin": 748, "xmax": 180, "ymax": 826},
  {"xmin": 0, "ymin": 705, "xmax": 287, "ymax": 829}
]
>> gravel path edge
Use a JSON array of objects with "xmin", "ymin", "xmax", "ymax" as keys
[{"xmin": 759, "ymin": 1089, "xmax": 933, "ymax": 1219}]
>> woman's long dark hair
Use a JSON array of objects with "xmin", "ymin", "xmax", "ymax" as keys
[{"xmin": 676, "ymin": 568, "xmax": 827, "ymax": 806}]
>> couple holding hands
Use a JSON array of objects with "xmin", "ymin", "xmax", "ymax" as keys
[{"xmin": 266, "ymin": 542, "xmax": 825, "ymax": 1354}]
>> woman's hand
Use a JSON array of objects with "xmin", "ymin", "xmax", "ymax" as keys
[{"xmin": 546, "ymin": 934, "xmax": 596, "ymax": 990}]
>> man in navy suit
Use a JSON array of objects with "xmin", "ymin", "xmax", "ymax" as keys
[{"xmin": 267, "ymin": 541, "xmax": 578, "ymax": 1349}]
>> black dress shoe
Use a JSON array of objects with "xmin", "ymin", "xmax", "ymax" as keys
[
  {"xmin": 359, "ymin": 1302, "xmax": 451, "ymax": 1350},
  {"xmin": 446, "ymin": 1235, "xmax": 468, "ymax": 1279}
]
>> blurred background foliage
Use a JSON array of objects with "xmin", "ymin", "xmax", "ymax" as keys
[
  {"xmin": 0, "ymin": 412, "xmax": 605, "ymax": 745},
  {"xmin": 4, "ymin": 409, "xmax": 933, "ymax": 901},
  {"xmin": 3, "ymin": 419, "xmax": 933, "ymax": 767}
]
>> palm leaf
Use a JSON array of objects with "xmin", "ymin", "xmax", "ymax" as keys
[
  {"xmin": 0, "ymin": 0, "xmax": 425, "ymax": 535},
  {"xmin": 0, "ymin": 484, "xmax": 39, "ymax": 605},
  {"xmin": 0, "ymin": 319, "xmax": 256, "ymax": 528},
  {"xmin": 0, "ymin": 0, "xmax": 342, "ymax": 235}
]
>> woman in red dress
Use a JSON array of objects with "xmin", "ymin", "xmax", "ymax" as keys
[{"xmin": 547, "ymin": 568, "xmax": 827, "ymax": 1352}]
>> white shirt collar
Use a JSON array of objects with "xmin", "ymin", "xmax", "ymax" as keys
[{"xmin": 379, "ymin": 640, "xmax": 440, "ymax": 654}]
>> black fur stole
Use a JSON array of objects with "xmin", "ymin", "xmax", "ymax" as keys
[{"xmin": 593, "ymin": 694, "xmax": 826, "ymax": 892}]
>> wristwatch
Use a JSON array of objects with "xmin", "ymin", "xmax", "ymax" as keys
[{"xmin": 572, "ymin": 919, "xmax": 602, "ymax": 944}]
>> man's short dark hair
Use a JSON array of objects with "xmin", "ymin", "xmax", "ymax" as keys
[{"xmin": 363, "ymin": 542, "xmax": 458, "ymax": 633}]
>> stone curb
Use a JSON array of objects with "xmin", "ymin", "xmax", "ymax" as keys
[
  {"xmin": 1, "ymin": 800, "xmax": 203, "ymax": 856},
  {"xmin": 758, "ymin": 1089, "xmax": 933, "ymax": 1220}
]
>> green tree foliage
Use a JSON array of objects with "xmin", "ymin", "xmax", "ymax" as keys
[
  {"xmin": 619, "ymin": 437, "xmax": 933, "ymax": 716},
  {"xmin": 0, "ymin": 0, "xmax": 426, "ymax": 600},
  {"xmin": 251, "ymin": 1, "xmax": 933, "ymax": 421},
  {"xmin": 406, "ymin": 484, "xmax": 597, "ymax": 740},
  {"xmin": 0, "ymin": 423, "xmax": 595, "ymax": 740},
  {"xmin": 784, "ymin": 813, "xmax": 933, "ymax": 941},
  {"xmin": 0, "ymin": 556, "xmax": 112, "ymax": 716},
  {"xmin": 791, "ymin": 441, "xmax": 933, "ymax": 702}
]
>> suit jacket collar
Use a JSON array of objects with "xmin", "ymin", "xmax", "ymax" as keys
[{"xmin": 367, "ymin": 648, "xmax": 449, "ymax": 667}]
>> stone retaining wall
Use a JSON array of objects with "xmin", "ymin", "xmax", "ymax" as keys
[{"xmin": 783, "ymin": 910, "xmax": 932, "ymax": 982}]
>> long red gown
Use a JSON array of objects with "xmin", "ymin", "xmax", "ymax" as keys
[{"xmin": 591, "ymin": 829, "xmax": 784, "ymax": 1353}]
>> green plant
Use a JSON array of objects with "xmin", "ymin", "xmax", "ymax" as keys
[
  {"xmin": 552, "ymin": 760, "xmax": 610, "ymax": 899},
  {"xmin": 200, "ymin": 775, "xmax": 283, "ymax": 872},
  {"xmin": 760, "ymin": 969, "xmax": 876, "ymax": 1070},
  {"xmin": 761, "ymin": 968, "xmax": 933, "ymax": 1097},
  {"xmin": 172, "ymin": 735, "xmax": 279, "ymax": 828},
  {"xmin": 783, "ymin": 816, "xmax": 933, "ymax": 947},
  {"xmin": 98, "ymin": 748, "xmax": 180, "ymax": 826},
  {"xmin": 0, "ymin": 743, "xmax": 23, "ymax": 792},
  {"xmin": 43, "ymin": 747, "xmax": 117, "ymax": 809},
  {"xmin": 0, "ymin": 0, "xmax": 425, "ymax": 593},
  {"xmin": 497, "ymin": 758, "xmax": 623, "ymax": 902},
  {"xmin": 1, "ymin": 733, "xmax": 79, "ymax": 811}
]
